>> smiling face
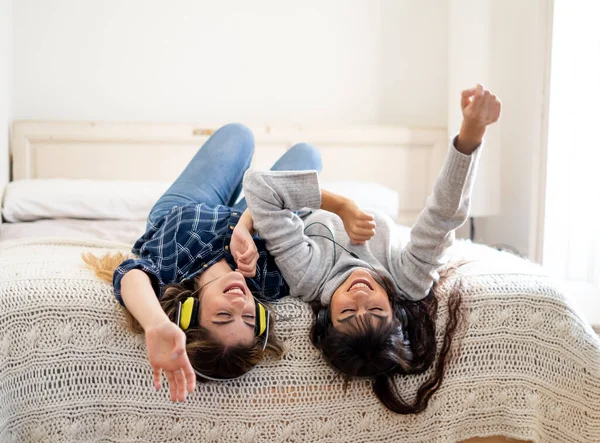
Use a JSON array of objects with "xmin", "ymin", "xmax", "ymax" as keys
[
  {"xmin": 330, "ymin": 269, "xmax": 393, "ymax": 332},
  {"xmin": 197, "ymin": 261, "xmax": 257, "ymax": 347}
]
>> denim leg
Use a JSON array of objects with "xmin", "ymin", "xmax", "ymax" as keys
[
  {"xmin": 234, "ymin": 142, "xmax": 322, "ymax": 211},
  {"xmin": 147, "ymin": 123, "xmax": 254, "ymax": 228}
]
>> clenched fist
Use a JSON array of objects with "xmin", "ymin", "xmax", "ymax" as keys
[{"xmin": 456, "ymin": 84, "xmax": 502, "ymax": 155}]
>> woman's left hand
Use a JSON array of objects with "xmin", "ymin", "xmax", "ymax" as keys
[
  {"xmin": 230, "ymin": 224, "xmax": 259, "ymax": 277},
  {"xmin": 338, "ymin": 200, "xmax": 376, "ymax": 245}
]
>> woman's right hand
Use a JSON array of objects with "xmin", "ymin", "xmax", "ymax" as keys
[
  {"xmin": 145, "ymin": 320, "xmax": 196, "ymax": 402},
  {"xmin": 338, "ymin": 200, "xmax": 376, "ymax": 245}
]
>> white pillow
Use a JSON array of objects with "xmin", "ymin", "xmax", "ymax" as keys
[
  {"xmin": 319, "ymin": 181, "xmax": 399, "ymax": 220},
  {"xmin": 2, "ymin": 179, "xmax": 171, "ymax": 222},
  {"xmin": 2, "ymin": 179, "xmax": 399, "ymax": 222}
]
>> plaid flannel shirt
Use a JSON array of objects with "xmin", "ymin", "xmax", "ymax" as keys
[{"xmin": 113, "ymin": 203, "xmax": 289, "ymax": 306}]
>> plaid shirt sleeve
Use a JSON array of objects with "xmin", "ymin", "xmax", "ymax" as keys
[
  {"xmin": 112, "ymin": 258, "xmax": 164, "ymax": 307},
  {"xmin": 111, "ymin": 203, "xmax": 225, "ymax": 307}
]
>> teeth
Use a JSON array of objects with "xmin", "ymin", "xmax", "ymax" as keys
[
  {"xmin": 350, "ymin": 282, "xmax": 370, "ymax": 290},
  {"xmin": 226, "ymin": 286, "xmax": 244, "ymax": 295}
]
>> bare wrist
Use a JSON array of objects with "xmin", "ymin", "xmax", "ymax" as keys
[
  {"xmin": 456, "ymin": 120, "xmax": 486, "ymax": 154},
  {"xmin": 321, "ymin": 189, "xmax": 350, "ymax": 215},
  {"xmin": 142, "ymin": 315, "xmax": 171, "ymax": 332},
  {"xmin": 239, "ymin": 209, "xmax": 255, "ymax": 234}
]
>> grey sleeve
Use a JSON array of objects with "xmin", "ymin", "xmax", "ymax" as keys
[
  {"xmin": 390, "ymin": 138, "xmax": 481, "ymax": 300},
  {"xmin": 243, "ymin": 169, "xmax": 324, "ymax": 300}
]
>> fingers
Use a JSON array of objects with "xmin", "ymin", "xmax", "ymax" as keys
[
  {"xmin": 238, "ymin": 244, "xmax": 255, "ymax": 262},
  {"xmin": 357, "ymin": 218, "xmax": 376, "ymax": 229},
  {"xmin": 350, "ymin": 218, "xmax": 376, "ymax": 237},
  {"xmin": 245, "ymin": 253, "xmax": 259, "ymax": 278},
  {"xmin": 461, "ymin": 84, "xmax": 501, "ymax": 125},
  {"xmin": 348, "ymin": 226, "xmax": 376, "ymax": 244},
  {"xmin": 174, "ymin": 368, "xmax": 187, "ymax": 402},
  {"xmin": 153, "ymin": 367, "xmax": 162, "ymax": 392},
  {"xmin": 236, "ymin": 265, "xmax": 256, "ymax": 278},
  {"xmin": 181, "ymin": 357, "xmax": 197, "ymax": 393},
  {"xmin": 235, "ymin": 250, "xmax": 258, "ymax": 277},
  {"xmin": 165, "ymin": 370, "xmax": 178, "ymax": 403},
  {"xmin": 461, "ymin": 87, "xmax": 477, "ymax": 108},
  {"xmin": 345, "ymin": 211, "xmax": 376, "ymax": 245},
  {"xmin": 165, "ymin": 369, "xmax": 190, "ymax": 403},
  {"xmin": 357, "ymin": 211, "xmax": 374, "ymax": 222}
]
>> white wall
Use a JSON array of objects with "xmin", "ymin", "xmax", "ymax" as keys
[
  {"xmin": 9, "ymin": 0, "xmax": 550, "ymax": 259},
  {"xmin": 379, "ymin": 0, "xmax": 448, "ymax": 127},
  {"xmin": 12, "ymin": 0, "xmax": 447, "ymax": 126},
  {"xmin": 474, "ymin": 0, "xmax": 551, "ymax": 259},
  {"xmin": 0, "ymin": 0, "xmax": 12, "ymax": 193}
]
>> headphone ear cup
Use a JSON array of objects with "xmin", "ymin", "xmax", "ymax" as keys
[
  {"xmin": 314, "ymin": 307, "xmax": 330, "ymax": 346},
  {"xmin": 399, "ymin": 305, "xmax": 408, "ymax": 328},
  {"xmin": 255, "ymin": 301, "xmax": 269, "ymax": 337},
  {"xmin": 397, "ymin": 305, "xmax": 410, "ymax": 346},
  {"xmin": 179, "ymin": 297, "xmax": 199, "ymax": 331}
]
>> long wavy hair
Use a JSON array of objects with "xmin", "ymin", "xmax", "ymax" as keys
[
  {"xmin": 82, "ymin": 252, "xmax": 284, "ymax": 381},
  {"xmin": 310, "ymin": 265, "xmax": 466, "ymax": 414}
]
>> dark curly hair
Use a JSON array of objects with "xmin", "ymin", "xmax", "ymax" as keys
[{"xmin": 310, "ymin": 265, "xmax": 466, "ymax": 414}]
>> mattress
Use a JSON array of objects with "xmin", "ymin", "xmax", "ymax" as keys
[{"xmin": 0, "ymin": 219, "xmax": 146, "ymax": 245}]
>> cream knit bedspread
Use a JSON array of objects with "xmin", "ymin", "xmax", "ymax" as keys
[{"xmin": 0, "ymin": 238, "xmax": 599, "ymax": 443}]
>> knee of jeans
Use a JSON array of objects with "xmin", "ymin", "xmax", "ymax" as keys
[
  {"xmin": 289, "ymin": 142, "xmax": 323, "ymax": 171},
  {"xmin": 217, "ymin": 123, "xmax": 254, "ymax": 142},
  {"xmin": 215, "ymin": 123, "xmax": 255, "ymax": 154}
]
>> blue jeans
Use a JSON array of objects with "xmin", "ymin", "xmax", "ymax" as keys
[{"xmin": 148, "ymin": 123, "xmax": 323, "ymax": 228}]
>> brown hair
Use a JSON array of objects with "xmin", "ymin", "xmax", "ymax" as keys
[
  {"xmin": 310, "ymin": 265, "xmax": 466, "ymax": 414},
  {"xmin": 82, "ymin": 252, "xmax": 284, "ymax": 380}
]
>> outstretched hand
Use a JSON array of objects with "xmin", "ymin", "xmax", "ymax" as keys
[
  {"xmin": 338, "ymin": 200, "xmax": 376, "ymax": 245},
  {"xmin": 145, "ymin": 321, "xmax": 196, "ymax": 402},
  {"xmin": 230, "ymin": 224, "xmax": 259, "ymax": 277}
]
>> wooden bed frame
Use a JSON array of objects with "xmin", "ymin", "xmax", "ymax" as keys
[
  {"xmin": 8, "ymin": 121, "xmax": 530, "ymax": 443},
  {"xmin": 10, "ymin": 121, "xmax": 449, "ymax": 227}
]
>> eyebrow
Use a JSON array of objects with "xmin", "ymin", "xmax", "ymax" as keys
[
  {"xmin": 211, "ymin": 320, "xmax": 255, "ymax": 329},
  {"xmin": 337, "ymin": 312, "xmax": 388, "ymax": 324}
]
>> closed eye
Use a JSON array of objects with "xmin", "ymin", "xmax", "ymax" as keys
[
  {"xmin": 341, "ymin": 309, "xmax": 355, "ymax": 314},
  {"xmin": 369, "ymin": 307, "xmax": 384, "ymax": 312}
]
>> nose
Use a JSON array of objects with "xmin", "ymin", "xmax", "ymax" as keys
[
  {"xmin": 228, "ymin": 294, "xmax": 250, "ymax": 313},
  {"xmin": 350, "ymin": 288, "xmax": 370, "ymax": 302},
  {"xmin": 349, "ymin": 289, "xmax": 370, "ymax": 316}
]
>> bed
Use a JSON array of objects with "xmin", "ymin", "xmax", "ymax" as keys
[{"xmin": 1, "ymin": 121, "xmax": 599, "ymax": 443}]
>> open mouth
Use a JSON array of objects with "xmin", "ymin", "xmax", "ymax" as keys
[
  {"xmin": 348, "ymin": 279, "xmax": 373, "ymax": 291},
  {"xmin": 223, "ymin": 283, "xmax": 246, "ymax": 296}
]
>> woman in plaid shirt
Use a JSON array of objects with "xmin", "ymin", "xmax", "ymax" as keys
[{"xmin": 86, "ymin": 123, "xmax": 330, "ymax": 402}]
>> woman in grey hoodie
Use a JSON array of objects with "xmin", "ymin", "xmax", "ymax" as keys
[{"xmin": 243, "ymin": 85, "xmax": 501, "ymax": 414}]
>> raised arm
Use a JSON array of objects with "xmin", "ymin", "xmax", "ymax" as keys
[
  {"xmin": 243, "ymin": 169, "xmax": 324, "ymax": 297},
  {"xmin": 120, "ymin": 270, "xmax": 196, "ymax": 403},
  {"xmin": 391, "ymin": 84, "xmax": 501, "ymax": 300}
]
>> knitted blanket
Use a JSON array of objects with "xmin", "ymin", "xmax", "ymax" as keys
[{"xmin": 0, "ymin": 238, "xmax": 599, "ymax": 443}]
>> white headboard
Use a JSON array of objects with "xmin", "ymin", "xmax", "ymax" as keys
[{"xmin": 10, "ymin": 121, "xmax": 447, "ymax": 226}]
